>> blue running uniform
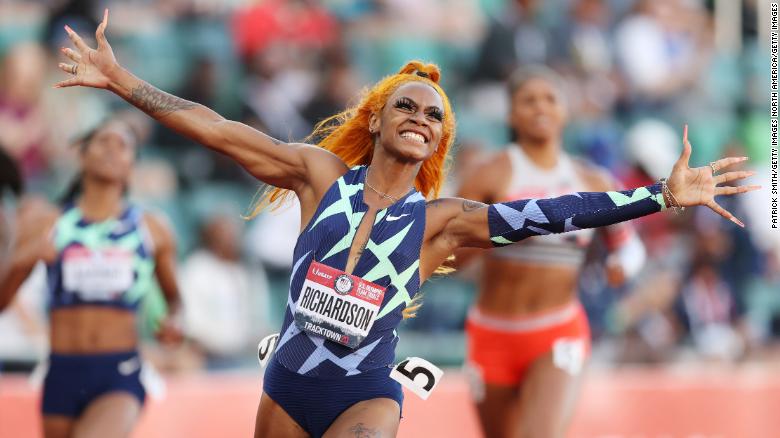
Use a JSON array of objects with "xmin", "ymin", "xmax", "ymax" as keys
[
  {"xmin": 264, "ymin": 165, "xmax": 667, "ymax": 436},
  {"xmin": 265, "ymin": 166, "xmax": 424, "ymax": 435},
  {"xmin": 273, "ymin": 166, "xmax": 426, "ymax": 378},
  {"xmin": 43, "ymin": 203, "xmax": 154, "ymax": 417}
]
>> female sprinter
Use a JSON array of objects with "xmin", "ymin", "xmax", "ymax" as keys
[
  {"xmin": 55, "ymin": 11, "xmax": 758, "ymax": 438},
  {"xmin": 457, "ymin": 67, "xmax": 679, "ymax": 438},
  {"xmin": 0, "ymin": 118, "xmax": 182, "ymax": 438}
]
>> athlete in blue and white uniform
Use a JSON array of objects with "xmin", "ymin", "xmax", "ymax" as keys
[
  {"xmin": 0, "ymin": 119, "xmax": 182, "ymax": 438},
  {"xmin": 56, "ymin": 12, "xmax": 757, "ymax": 437},
  {"xmin": 264, "ymin": 165, "xmax": 425, "ymax": 436}
]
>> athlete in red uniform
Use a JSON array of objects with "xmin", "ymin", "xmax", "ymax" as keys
[{"xmin": 459, "ymin": 67, "xmax": 654, "ymax": 438}]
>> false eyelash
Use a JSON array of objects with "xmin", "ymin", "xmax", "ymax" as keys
[
  {"xmin": 427, "ymin": 109, "xmax": 443, "ymax": 122},
  {"xmin": 394, "ymin": 97, "xmax": 416, "ymax": 111}
]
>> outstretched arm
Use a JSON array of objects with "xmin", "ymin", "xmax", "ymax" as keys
[
  {"xmin": 55, "ymin": 10, "xmax": 343, "ymax": 191},
  {"xmin": 145, "ymin": 213, "xmax": 184, "ymax": 346},
  {"xmin": 429, "ymin": 125, "xmax": 760, "ymax": 254},
  {"xmin": 0, "ymin": 199, "xmax": 58, "ymax": 311},
  {"xmin": 430, "ymin": 184, "xmax": 667, "ymax": 252},
  {"xmin": 485, "ymin": 184, "xmax": 666, "ymax": 246}
]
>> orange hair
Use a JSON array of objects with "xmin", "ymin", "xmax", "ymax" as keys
[{"xmin": 249, "ymin": 61, "xmax": 457, "ymax": 318}]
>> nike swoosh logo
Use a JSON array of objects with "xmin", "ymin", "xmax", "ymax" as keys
[
  {"xmin": 386, "ymin": 214, "xmax": 410, "ymax": 222},
  {"xmin": 118, "ymin": 357, "xmax": 141, "ymax": 376},
  {"xmin": 112, "ymin": 221, "xmax": 133, "ymax": 235}
]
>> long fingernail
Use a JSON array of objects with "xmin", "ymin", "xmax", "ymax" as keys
[
  {"xmin": 731, "ymin": 217, "xmax": 745, "ymax": 228},
  {"xmin": 64, "ymin": 25, "xmax": 72, "ymax": 33}
]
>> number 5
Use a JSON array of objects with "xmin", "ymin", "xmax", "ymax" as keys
[{"xmin": 390, "ymin": 357, "xmax": 443, "ymax": 400}]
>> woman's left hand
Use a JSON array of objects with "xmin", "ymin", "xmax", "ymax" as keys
[
  {"xmin": 155, "ymin": 313, "xmax": 185, "ymax": 347},
  {"xmin": 666, "ymin": 125, "xmax": 760, "ymax": 227}
]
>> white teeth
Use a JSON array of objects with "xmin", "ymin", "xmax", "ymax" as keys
[{"xmin": 400, "ymin": 131, "xmax": 426, "ymax": 144}]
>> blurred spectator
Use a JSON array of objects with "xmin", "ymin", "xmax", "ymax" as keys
[
  {"xmin": 0, "ymin": 42, "xmax": 50, "ymax": 181},
  {"xmin": 302, "ymin": 46, "xmax": 362, "ymax": 128},
  {"xmin": 471, "ymin": 0, "xmax": 550, "ymax": 82},
  {"xmin": 246, "ymin": 196, "xmax": 300, "ymax": 326},
  {"xmin": 552, "ymin": 0, "xmax": 624, "ymax": 170},
  {"xmin": 614, "ymin": 0, "xmax": 712, "ymax": 110},
  {"xmin": 246, "ymin": 196, "xmax": 300, "ymax": 273},
  {"xmin": 240, "ymin": 45, "xmax": 320, "ymax": 142},
  {"xmin": 181, "ymin": 213, "xmax": 268, "ymax": 369},
  {"xmin": 42, "ymin": 0, "xmax": 100, "ymax": 49},
  {"xmin": 232, "ymin": 0, "xmax": 338, "ymax": 60},
  {"xmin": 551, "ymin": 0, "xmax": 614, "ymax": 75},
  {"xmin": 744, "ymin": 251, "xmax": 780, "ymax": 347},
  {"xmin": 678, "ymin": 259, "xmax": 745, "ymax": 361}
]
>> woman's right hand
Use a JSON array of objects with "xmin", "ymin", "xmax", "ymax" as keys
[
  {"xmin": 0, "ymin": 197, "xmax": 57, "ymax": 310},
  {"xmin": 55, "ymin": 9, "xmax": 119, "ymax": 90},
  {"xmin": 53, "ymin": 7, "xmax": 344, "ymax": 206},
  {"xmin": 16, "ymin": 197, "xmax": 58, "ymax": 263}
]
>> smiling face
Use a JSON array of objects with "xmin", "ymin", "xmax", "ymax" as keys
[
  {"xmin": 369, "ymin": 82, "xmax": 445, "ymax": 163},
  {"xmin": 510, "ymin": 76, "xmax": 567, "ymax": 144},
  {"xmin": 80, "ymin": 122, "xmax": 137, "ymax": 184}
]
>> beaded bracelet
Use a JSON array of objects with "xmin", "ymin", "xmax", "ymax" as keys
[{"xmin": 659, "ymin": 178, "xmax": 684, "ymax": 214}]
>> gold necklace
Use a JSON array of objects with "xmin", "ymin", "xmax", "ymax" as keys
[{"xmin": 364, "ymin": 167, "xmax": 404, "ymax": 203}]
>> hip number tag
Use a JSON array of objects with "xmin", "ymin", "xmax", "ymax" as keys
[{"xmin": 390, "ymin": 357, "xmax": 443, "ymax": 400}]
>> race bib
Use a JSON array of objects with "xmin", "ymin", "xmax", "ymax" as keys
[
  {"xmin": 390, "ymin": 357, "xmax": 444, "ymax": 400},
  {"xmin": 62, "ymin": 246, "xmax": 134, "ymax": 300},
  {"xmin": 293, "ymin": 261, "xmax": 385, "ymax": 349},
  {"xmin": 552, "ymin": 338, "xmax": 586, "ymax": 376}
]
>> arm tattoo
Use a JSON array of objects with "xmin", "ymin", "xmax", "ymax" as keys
[
  {"xmin": 425, "ymin": 198, "xmax": 447, "ymax": 209},
  {"xmin": 462, "ymin": 199, "xmax": 486, "ymax": 212},
  {"xmin": 353, "ymin": 248, "xmax": 364, "ymax": 264},
  {"xmin": 351, "ymin": 237, "xmax": 369, "ymax": 266},
  {"xmin": 129, "ymin": 83, "xmax": 197, "ymax": 117},
  {"xmin": 349, "ymin": 423, "xmax": 382, "ymax": 438},
  {"xmin": 427, "ymin": 198, "xmax": 486, "ymax": 212}
]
